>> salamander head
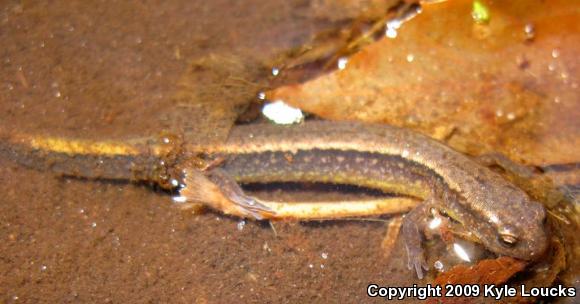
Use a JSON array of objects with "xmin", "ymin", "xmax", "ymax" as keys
[{"xmin": 483, "ymin": 198, "xmax": 548, "ymax": 261}]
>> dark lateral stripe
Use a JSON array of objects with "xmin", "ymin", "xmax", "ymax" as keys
[{"xmin": 0, "ymin": 141, "xmax": 161, "ymax": 182}]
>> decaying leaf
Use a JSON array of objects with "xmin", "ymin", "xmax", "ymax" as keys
[
  {"xmin": 434, "ymin": 257, "xmax": 526, "ymax": 286},
  {"xmin": 428, "ymin": 257, "xmax": 526, "ymax": 304},
  {"xmin": 267, "ymin": 0, "xmax": 579, "ymax": 166}
]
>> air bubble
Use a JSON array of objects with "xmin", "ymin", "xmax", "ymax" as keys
[
  {"xmin": 434, "ymin": 260, "xmax": 444, "ymax": 270},
  {"xmin": 429, "ymin": 217, "xmax": 442, "ymax": 230},
  {"xmin": 385, "ymin": 19, "xmax": 401, "ymax": 39},
  {"xmin": 170, "ymin": 179, "xmax": 179, "ymax": 187},
  {"xmin": 337, "ymin": 57, "xmax": 348, "ymax": 70},
  {"xmin": 453, "ymin": 243, "xmax": 471, "ymax": 262},
  {"xmin": 262, "ymin": 100, "xmax": 304, "ymax": 125},
  {"xmin": 524, "ymin": 23, "xmax": 535, "ymax": 41},
  {"xmin": 237, "ymin": 220, "xmax": 246, "ymax": 231},
  {"xmin": 172, "ymin": 196, "xmax": 187, "ymax": 203}
]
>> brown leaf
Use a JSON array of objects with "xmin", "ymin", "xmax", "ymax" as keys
[
  {"xmin": 267, "ymin": 0, "xmax": 580, "ymax": 166},
  {"xmin": 427, "ymin": 257, "xmax": 526, "ymax": 304},
  {"xmin": 434, "ymin": 257, "xmax": 526, "ymax": 286}
]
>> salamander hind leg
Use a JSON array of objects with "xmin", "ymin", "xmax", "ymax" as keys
[
  {"xmin": 179, "ymin": 168, "xmax": 275, "ymax": 220},
  {"xmin": 402, "ymin": 202, "xmax": 431, "ymax": 279},
  {"xmin": 206, "ymin": 169, "xmax": 275, "ymax": 220}
]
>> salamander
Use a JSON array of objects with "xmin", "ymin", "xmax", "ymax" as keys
[{"xmin": 0, "ymin": 121, "xmax": 548, "ymax": 278}]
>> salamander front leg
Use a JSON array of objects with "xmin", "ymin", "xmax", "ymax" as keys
[
  {"xmin": 475, "ymin": 152, "xmax": 536, "ymax": 178},
  {"xmin": 476, "ymin": 153, "xmax": 568, "ymax": 207},
  {"xmin": 402, "ymin": 203, "xmax": 430, "ymax": 279}
]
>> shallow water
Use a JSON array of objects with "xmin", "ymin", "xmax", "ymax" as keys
[{"xmin": 0, "ymin": 1, "xmax": 578, "ymax": 303}]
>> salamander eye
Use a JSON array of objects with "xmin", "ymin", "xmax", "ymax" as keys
[{"xmin": 498, "ymin": 226, "xmax": 518, "ymax": 247}]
